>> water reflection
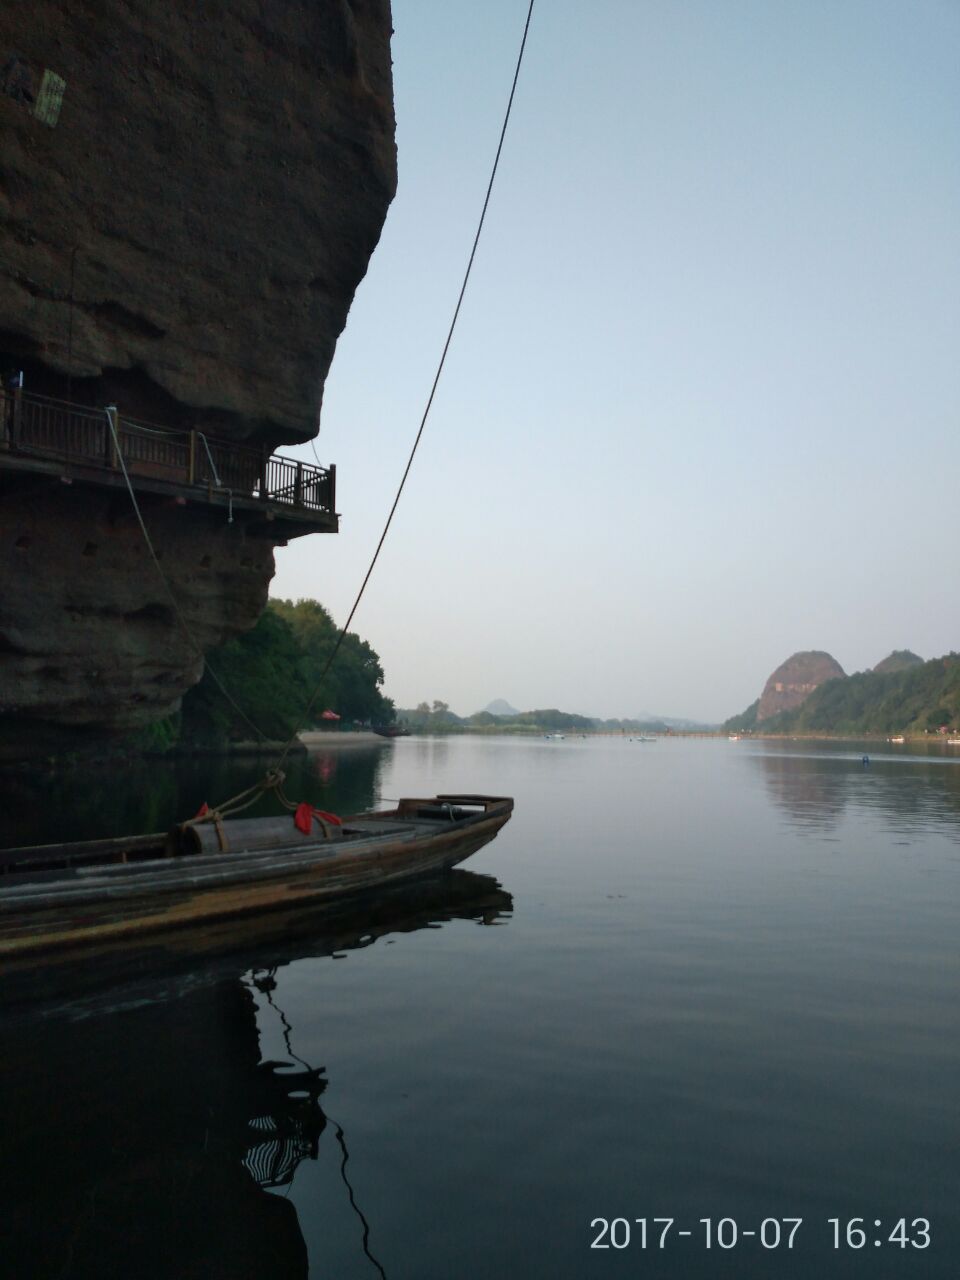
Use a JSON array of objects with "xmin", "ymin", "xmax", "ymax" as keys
[
  {"xmin": 0, "ymin": 744, "xmax": 390, "ymax": 849},
  {"xmin": 1, "ymin": 870, "xmax": 512, "ymax": 1280},
  {"xmin": 754, "ymin": 746, "xmax": 960, "ymax": 836},
  {"xmin": 756, "ymin": 751, "xmax": 851, "ymax": 830}
]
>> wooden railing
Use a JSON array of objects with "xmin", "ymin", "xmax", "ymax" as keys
[
  {"xmin": 9, "ymin": 394, "xmax": 108, "ymax": 462},
  {"xmin": 0, "ymin": 390, "xmax": 335, "ymax": 515}
]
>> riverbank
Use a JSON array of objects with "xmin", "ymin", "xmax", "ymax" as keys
[
  {"xmin": 724, "ymin": 731, "xmax": 960, "ymax": 744},
  {"xmin": 168, "ymin": 739, "xmax": 306, "ymax": 757},
  {"xmin": 299, "ymin": 731, "xmax": 390, "ymax": 749}
]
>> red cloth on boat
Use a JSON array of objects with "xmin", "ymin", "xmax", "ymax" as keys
[{"xmin": 293, "ymin": 802, "xmax": 342, "ymax": 834}]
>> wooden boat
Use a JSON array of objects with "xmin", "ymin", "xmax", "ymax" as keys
[
  {"xmin": 371, "ymin": 724, "xmax": 411, "ymax": 738},
  {"xmin": 0, "ymin": 794, "xmax": 512, "ymax": 961},
  {"xmin": 1, "ymin": 868, "xmax": 514, "ymax": 1011}
]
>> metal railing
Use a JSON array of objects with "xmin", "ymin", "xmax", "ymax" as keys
[{"xmin": 0, "ymin": 390, "xmax": 334, "ymax": 515}]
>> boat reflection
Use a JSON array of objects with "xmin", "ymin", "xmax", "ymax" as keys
[{"xmin": 1, "ymin": 870, "xmax": 512, "ymax": 1280}]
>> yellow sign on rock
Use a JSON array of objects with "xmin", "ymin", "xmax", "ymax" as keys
[{"xmin": 33, "ymin": 70, "xmax": 66, "ymax": 128}]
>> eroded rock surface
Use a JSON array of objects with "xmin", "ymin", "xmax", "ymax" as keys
[
  {"xmin": 0, "ymin": 3, "xmax": 396, "ymax": 756},
  {"xmin": 0, "ymin": 482, "xmax": 276, "ymax": 758},
  {"xmin": 0, "ymin": 1, "xmax": 396, "ymax": 444},
  {"xmin": 757, "ymin": 650, "xmax": 846, "ymax": 722}
]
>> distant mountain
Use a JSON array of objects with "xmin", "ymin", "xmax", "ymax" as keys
[
  {"xmin": 757, "ymin": 650, "xmax": 846, "ymax": 721},
  {"xmin": 633, "ymin": 712, "xmax": 717, "ymax": 731},
  {"xmin": 873, "ymin": 650, "xmax": 924, "ymax": 675},
  {"xmin": 723, "ymin": 649, "xmax": 847, "ymax": 732},
  {"xmin": 483, "ymin": 699, "xmax": 520, "ymax": 717},
  {"xmin": 725, "ymin": 651, "xmax": 960, "ymax": 735}
]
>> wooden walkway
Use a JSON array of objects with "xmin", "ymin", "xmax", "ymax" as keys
[{"xmin": 0, "ymin": 389, "xmax": 337, "ymax": 537}]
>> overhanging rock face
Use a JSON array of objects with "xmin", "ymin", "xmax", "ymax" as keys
[
  {"xmin": 0, "ymin": 1, "xmax": 397, "ymax": 444},
  {"xmin": 1, "ymin": 484, "xmax": 273, "ymax": 751},
  {"xmin": 0, "ymin": 2, "xmax": 397, "ymax": 756}
]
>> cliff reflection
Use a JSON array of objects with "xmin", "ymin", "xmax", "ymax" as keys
[
  {"xmin": 1, "ymin": 744, "xmax": 388, "ymax": 849},
  {"xmin": 1, "ymin": 870, "xmax": 512, "ymax": 1280},
  {"xmin": 755, "ymin": 748, "xmax": 960, "ymax": 835}
]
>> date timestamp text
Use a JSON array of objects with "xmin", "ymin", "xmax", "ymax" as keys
[{"xmin": 589, "ymin": 1217, "xmax": 931, "ymax": 1251}]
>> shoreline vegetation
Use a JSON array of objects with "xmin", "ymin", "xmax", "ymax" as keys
[
  {"xmin": 724, "ymin": 652, "xmax": 960, "ymax": 738},
  {"xmin": 146, "ymin": 635, "xmax": 960, "ymax": 757},
  {"xmin": 392, "ymin": 701, "xmax": 714, "ymax": 737},
  {"xmin": 132, "ymin": 598, "xmax": 395, "ymax": 756},
  {"xmin": 392, "ymin": 727, "xmax": 960, "ymax": 744},
  {"xmin": 17, "ymin": 603, "xmax": 960, "ymax": 770}
]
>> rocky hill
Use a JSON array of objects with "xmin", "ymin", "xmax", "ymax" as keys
[
  {"xmin": 757, "ymin": 650, "xmax": 846, "ymax": 721},
  {"xmin": 873, "ymin": 650, "xmax": 924, "ymax": 675},
  {"xmin": 726, "ymin": 648, "xmax": 960, "ymax": 736},
  {"xmin": 756, "ymin": 654, "xmax": 960, "ymax": 735}
]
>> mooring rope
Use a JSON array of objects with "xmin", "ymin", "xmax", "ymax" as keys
[
  {"xmin": 104, "ymin": 406, "xmax": 267, "ymax": 743},
  {"xmin": 251, "ymin": 972, "xmax": 391, "ymax": 1278},
  {"xmin": 103, "ymin": 0, "xmax": 537, "ymax": 815}
]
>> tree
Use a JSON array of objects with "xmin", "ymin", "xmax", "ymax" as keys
[
  {"xmin": 180, "ymin": 606, "xmax": 305, "ymax": 743},
  {"xmin": 177, "ymin": 598, "xmax": 394, "ymax": 745},
  {"xmin": 271, "ymin": 598, "xmax": 394, "ymax": 725}
]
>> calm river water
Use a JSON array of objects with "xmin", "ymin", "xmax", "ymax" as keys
[{"xmin": 2, "ymin": 735, "xmax": 958, "ymax": 1279}]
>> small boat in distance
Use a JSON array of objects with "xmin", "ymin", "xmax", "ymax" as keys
[
  {"xmin": 0, "ymin": 795, "xmax": 513, "ymax": 963},
  {"xmin": 371, "ymin": 724, "xmax": 411, "ymax": 738},
  {"xmin": 888, "ymin": 736, "xmax": 905, "ymax": 744}
]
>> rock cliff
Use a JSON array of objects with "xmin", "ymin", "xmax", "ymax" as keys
[
  {"xmin": 757, "ymin": 650, "xmax": 846, "ymax": 722},
  {"xmin": 0, "ymin": 2, "xmax": 396, "ymax": 759},
  {"xmin": 1, "ymin": 482, "xmax": 276, "ymax": 757},
  {"xmin": 0, "ymin": 0, "xmax": 396, "ymax": 443}
]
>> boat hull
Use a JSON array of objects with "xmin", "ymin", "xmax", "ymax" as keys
[{"xmin": 0, "ymin": 796, "xmax": 512, "ymax": 961}]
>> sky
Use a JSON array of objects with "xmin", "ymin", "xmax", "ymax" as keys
[{"xmin": 270, "ymin": 0, "xmax": 960, "ymax": 723}]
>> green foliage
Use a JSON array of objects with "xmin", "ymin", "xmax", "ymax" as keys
[
  {"xmin": 740, "ymin": 655, "xmax": 960, "ymax": 735},
  {"xmin": 722, "ymin": 699, "xmax": 759, "ymax": 733},
  {"xmin": 181, "ymin": 606, "xmax": 307, "ymax": 743},
  {"xmin": 272, "ymin": 598, "xmax": 394, "ymax": 727},
  {"xmin": 397, "ymin": 703, "xmax": 467, "ymax": 733},
  {"xmin": 128, "ymin": 711, "xmax": 182, "ymax": 753},
  {"xmin": 397, "ymin": 703, "xmax": 597, "ymax": 734},
  {"xmin": 594, "ymin": 717, "xmax": 671, "ymax": 733},
  {"xmin": 178, "ymin": 598, "xmax": 394, "ymax": 747},
  {"xmin": 513, "ymin": 708, "xmax": 595, "ymax": 731},
  {"xmin": 873, "ymin": 649, "xmax": 924, "ymax": 675}
]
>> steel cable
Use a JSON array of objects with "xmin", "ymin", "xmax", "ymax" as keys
[{"xmin": 272, "ymin": 0, "xmax": 537, "ymax": 770}]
